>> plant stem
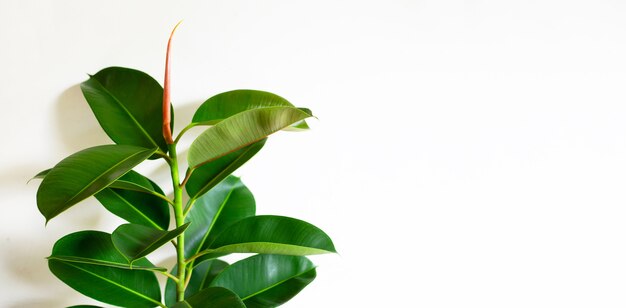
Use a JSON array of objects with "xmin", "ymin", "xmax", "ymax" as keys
[{"xmin": 168, "ymin": 143, "xmax": 186, "ymax": 302}]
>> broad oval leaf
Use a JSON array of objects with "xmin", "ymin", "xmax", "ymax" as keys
[
  {"xmin": 95, "ymin": 170, "xmax": 170, "ymax": 230},
  {"xmin": 185, "ymin": 176, "xmax": 255, "ymax": 259},
  {"xmin": 80, "ymin": 67, "xmax": 172, "ymax": 154},
  {"xmin": 186, "ymin": 139, "xmax": 266, "ymax": 200},
  {"xmin": 112, "ymin": 223, "xmax": 189, "ymax": 263},
  {"xmin": 211, "ymin": 254, "xmax": 316, "ymax": 308},
  {"xmin": 164, "ymin": 259, "xmax": 229, "ymax": 307},
  {"xmin": 48, "ymin": 231, "xmax": 161, "ymax": 307},
  {"xmin": 36, "ymin": 145, "xmax": 156, "ymax": 223},
  {"xmin": 171, "ymin": 287, "xmax": 245, "ymax": 308},
  {"xmin": 192, "ymin": 90, "xmax": 308, "ymax": 129},
  {"xmin": 188, "ymin": 107, "xmax": 313, "ymax": 168},
  {"xmin": 204, "ymin": 216, "xmax": 336, "ymax": 257}
]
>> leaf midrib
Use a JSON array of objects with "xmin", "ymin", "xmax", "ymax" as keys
[
  {"xmin": 61, "ymin": 261, "xmax": 162, "ymax": 306},
  {"xmin": 189, "ymin": 106, "xmax": 311, "ymax": 168},
  {"xmin": 107, "ymin": 189, "xmax": 163, "ymax": 230},
  {"xmin": 47, "ymin": 255, "xmax": 165, "ymax": 271},
  {"xmin": 192, "ymin": 186, "xmax": 236, "ymax": 256},
  {"xmin": 63, "ymin": 148, "xmax": 153, "ymax": 209},
  {"xmin": 209, "ymin": 242, "xmax": 332, "ymax": 255},
  {"xmin": 240, "ymin": 267, "xmax": 316, "ymax": 301},
  {"xmin": 89, "ymin": 77, "xmax": 160, "ymax": 149},
  {"xmin": 191, "ymin": 142, "xmax": 261, "ymax": 198},
  {"xmin": 128, "ymin": 224, "xmax": 187, "ymax": 261}
]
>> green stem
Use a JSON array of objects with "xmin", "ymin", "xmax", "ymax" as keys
[
  {"xmin": 174, "ymin": 122, "xmax": 198, "ymax": 144},
  {"xmin": 183, "ymin": 197, "xmax": 197, "ymax": 217},
  {"xmin": 157, "ymin": 270, "xmax": 179, "ymax": 282},
  {"xmin": 173, "ymin": 121, "xmax": 216, "ymax": 144},
  {"xmin": 168, "ymin": 143, "xmax": 186, "ymax": 302}
]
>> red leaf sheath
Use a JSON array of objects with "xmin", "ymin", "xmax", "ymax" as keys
[{"xmin": 163, "ymin": 21, "xmax": 182, "ymax": 145}]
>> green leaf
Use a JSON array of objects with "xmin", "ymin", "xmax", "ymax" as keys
[
  {"xmin": 36, "ymin": 145, "xmax": 156, "ymax": 223},
  {"xmin": 95, "ymin": 170, "xmax": 170, "ymax": 230},
  {"xmin": 108, "ymin": 178, "xmax": 170, "ymax": 201},
  {"xmin": 48, "ymin": 255, "xmax": 165, "ymax": 271},
  {"xmin": 164, "ymin": 259, "xmax": 229, "ymax": 307},
  {"xmin": 188, "ymin": 107, "xmax": 313, "ymax": 168},
  {"xmin": 184, "ymin": 176, "xmax": 255, "ymax": 259},
  {"xmin": 171, "ymin": 287, "xmax": 246, "ymax": 308},
  {"xmin": 186, "ymin": 139, "xmax": 266, "ymax": 200},
  {"xmin": 67, "ymin": 306, "xmax": 104, "ymax": 308},
  {"xmin": 34, "ymin": 169, "xmax": 169, "ymax": 204},
  {"xmin": 211, "ymin": 254, "xmax": 316, "ymax": 307},
  {"xmin": 48, "ymin": 231, "xmax": 161, "ymax": 307},
  {"xmin": 80, "ymin": 67, "xmax": 172, "ymax": 154},
  {"xmin": 192, "ymin": 90, "xmax": 308, "ymax": 128},
  {"xmin": 202, "ymin": 216, "xmax": 336, "ymax": 258},
  {"xmin": 112, "ymin": 223, "xmax": 189, "ymax": 263}
]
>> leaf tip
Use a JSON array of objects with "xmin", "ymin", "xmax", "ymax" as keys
[
  {"xmin": 162, "ymin": 21, "xmax": 183, "ymax": 145},
  {"xmin": 172, "ymin": 20, "xmax": 183, "ymax": 34}
]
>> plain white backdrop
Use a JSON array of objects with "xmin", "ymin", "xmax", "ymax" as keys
[{"xmin": 3, "ymin": 0, "xmax": 626, "ymax": 307}]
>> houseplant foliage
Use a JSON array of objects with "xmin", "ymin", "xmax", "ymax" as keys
[{"xmin": 33, "ymin": 23, "xmax": 335, "ymax": 307}]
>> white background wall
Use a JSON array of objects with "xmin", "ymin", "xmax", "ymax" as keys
[{"xmin": 2, "ymin": 0, "xmax": 626, "ymax": 307}]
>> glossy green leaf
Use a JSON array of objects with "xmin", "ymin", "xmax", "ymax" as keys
[
  {"xmin": 184, "ymin": 176, "xmax": 255, "ymax": 259},
  {"xmin": 164, "ymin": 259, "xmax": 229, "ymax": 307},
  {"xmin": 188, "ymin": 107, "xmax": 313, "ymax": 168},
  {"xmin": 36, "ymin": 145, "xmax": 156, "ymax": 223},
  {"xmin": 201, "ymin": 216, "xmax": 336, "ymax": 258},
  {"xmin": 186, "ymin": 139, "xmax": 266, "ymax": 200},
  {"xmin": 34, "ymin": 169, "xmax": 168, "ymax": 203},
  {"xmin": 192, "ymin": 90, "xmax": 308, "ymax": 129},
  {"xmin": 80, "ymin": 67, "xmax": 172, "ymax": 154},
  {"xmin": 48, "ymin": 231, "xmax": 161, "ymax": 307},
  {"xmin": 108, "ymin": 178, "xmax": 170, "ymax": 201},
  {"xmin": 95, "ymin": 170, "xmax": 170, "ymax": 230},
  {"xmin": 211, "ymin": 254, "xmax": 316, "ymax": 307},
  {"xmin": 171, "ymin": 287, "xmax": 245, "ymax": 308},
  {"xmin": 34, "ymin": 169, "xmax": 170, "ymax": 228},
  {"xmin": 48, "ymin": 255, "xmax": 165, "ymax": 271},
  {"xmin": 112, "ymin": 223, "xmax": 189, "ymax": 263}
]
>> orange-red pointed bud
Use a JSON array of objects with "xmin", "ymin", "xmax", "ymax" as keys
[{"xmin": 163, "ymin": 21, "xmax": 182, "ymax": 145}]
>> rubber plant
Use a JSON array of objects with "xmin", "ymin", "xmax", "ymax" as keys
[{"xmin": 32, "ymin": 23, "xmax": 335, "ymax": 307}]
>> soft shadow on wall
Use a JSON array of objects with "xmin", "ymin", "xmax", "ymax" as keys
[{"xmin": 2, "ymin": 85, "xmax": 111, "ymax": 307}]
